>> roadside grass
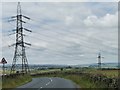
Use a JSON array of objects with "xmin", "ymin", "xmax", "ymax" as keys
[
  {"xmin": 66, "ymin": 68, "xmax": 118, "ymax": 78},
  {"xmin": 2, "ymin": 74, "xmax": 32, "ymax": 88},
  {"xmin": 31, "ymin": 69, "xmax": 60, "ymax": 74},
  {"xmin": 88, "ymin": 69, "xmax": 118, "ymax": 78},
  {"xmin": 0, "ymin": 77, "xmax": 2, "ymax": 90},
  {"xmin": 79, "ymin": 68, "xmax": 118, "ymax": 78},
  {"xmin": 0, "ymin": 70, "xmax": 11, "ymax": 75},
  {"xmin": 59, "ymin": 74, "xmax": 98, "ymax": 88}
]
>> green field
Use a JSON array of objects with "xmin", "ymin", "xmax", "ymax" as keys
[
  {"xmin": 72, "ymin": 68, "xmax": 118, "ymax": 78},
  {"xmin": 84, "ymin": 69, "xmax": 118, "ymax": 78},
  {"xmin": 0, "ymin": 70, "xmax": 10, "ymax": 75},
  {"xmin": 30, "ymin": 68, "xmax": 61, "ymax": 74},
  {"xmin": 1, "ymin": 68, "xmax": 118, "ymax": 78},
  {"xmin": 38, "ymin": 68, "xmax": 119, "ymax": 78}
]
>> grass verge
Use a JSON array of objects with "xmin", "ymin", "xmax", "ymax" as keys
[{"xmin": 2, "ymin": 74, "xmax": 32, "ymax": 89}]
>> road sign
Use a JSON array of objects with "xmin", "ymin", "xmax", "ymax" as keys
[
  {"xmin": 1, "ymin": 58, "xmax": 7, "ymax": 76},
  {"xmin": 1, "ymin": 58, "xmax": 7, "ymax": 64}
]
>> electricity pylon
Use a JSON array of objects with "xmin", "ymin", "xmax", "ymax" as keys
[
  {"xmin": 97, "ymin": 52, "xmax": 104, "ymax": 69},
  {"xmin": 10, "ymin": 2, "xmax": 32, "ymax": 74}
]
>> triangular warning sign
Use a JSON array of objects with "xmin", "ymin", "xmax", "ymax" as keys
[{"xmin": 1, "ymin": 58, "xmax": 7, "ymax": 64}]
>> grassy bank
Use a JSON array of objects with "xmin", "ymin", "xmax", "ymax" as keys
[
  {"xmin": 2, "ymin": 74, "xmax": 32, "ymax": 88},
  {"xmin": 31, "ymin": 68, "xmax": 118, "ymax": 78},
  {"xmin": 57, "ymin": 74, "xmax": 102, "ymax": 88},
  {"xmin": 61, "ymin": 75, "xmax": 99, "ymax": 88},
  {"xmin": 80, "ymin": 68, "xmax": 118, "ymax": 78}
]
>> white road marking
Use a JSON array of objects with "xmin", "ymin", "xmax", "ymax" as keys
[
  {"xmin": 45, "ymin": 78, "xmax": 53, "ymax": 86},
  {"xmin": 38, "ymin": 87, "xmax": 42, "ymax": 90},
  {"xmin": 50, "ymin": 78, "xmax": 53, "ymax": 82},
  {"xmin": 46, "ymin": 82, "xmax": 50, "ymax": 85},
  {"xmin": 38, "ymin": 78, "xmax": 53, "ymax": 89}
]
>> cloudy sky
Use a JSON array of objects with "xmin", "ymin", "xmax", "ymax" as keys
[{"xmin": 1, "ymin": 1, "xmax": 118, "ymax": 65}]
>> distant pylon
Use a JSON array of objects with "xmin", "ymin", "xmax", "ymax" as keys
[
  {"xmin": 10, "ymin": 2, "xmax": 32, "ymax": 74},
  {"xmin": 97, "ymin": 52, "xmax": 104, "ymax": 69}
]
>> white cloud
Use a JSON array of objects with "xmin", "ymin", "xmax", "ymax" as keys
[
  {"xmin": 32, "ymin": 42, "xmax": 48, "ymax": 49},
  {"xmin": 65, "ymin": 16, "xmax": 73, "ymax": 25},
  {"xmin": 84, "ymin": 12, "xmax": 118, "ymax": 28}
]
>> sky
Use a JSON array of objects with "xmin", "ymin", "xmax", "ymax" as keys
[{"xmin": 1, "ymin": 0, "xmax": 118, "ymax": 65}]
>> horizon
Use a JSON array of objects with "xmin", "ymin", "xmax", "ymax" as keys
[{"xmin": 0, "ymin": 62, "xmax": 118, "ymax": 66}]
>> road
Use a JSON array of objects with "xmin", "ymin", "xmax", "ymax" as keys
[{"xmin": 17, "ymin": 77, "xmax": 79, "ymax": 90}]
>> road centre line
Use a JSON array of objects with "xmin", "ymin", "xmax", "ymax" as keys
[{"xmin": 38, "ymin": 78, "xmax": 53, "ymax": 89}]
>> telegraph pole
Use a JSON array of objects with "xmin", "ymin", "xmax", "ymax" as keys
[
  {"xmin": 97, "ymin": 52, "xmax": 104, "ymax": 69},
  {"xmin": 10, "ymin": 2, "xmax": 32, "ymax": 74}
]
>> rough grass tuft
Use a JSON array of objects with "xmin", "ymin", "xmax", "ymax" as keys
[{"xmin": 2, "ymin": 74, "xmax": 32, "ymax": 88}]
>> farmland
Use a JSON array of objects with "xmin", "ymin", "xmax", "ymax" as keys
[{"xmin": 1, "ymin": 65, "xmax": 119, "ymax": 88}]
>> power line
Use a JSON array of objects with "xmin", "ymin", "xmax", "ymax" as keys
[
  {"xmin": 26, "ymin": 18, "xmax": 115, "ymax": 50},
  {"xmin": 4, "ymin": 26, "xmax": 115, "ymax": 58}
]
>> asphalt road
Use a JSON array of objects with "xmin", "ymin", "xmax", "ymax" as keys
[{"xmin": 17, "ymin": 77, "xmax": 78, "ymax": 90}]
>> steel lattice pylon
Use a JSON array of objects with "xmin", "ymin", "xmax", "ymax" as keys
[
  {"xmin": 10, "ymin": 2, "xmax": 31, "ymax": 74},
  {"xmin": 97, "ymin": 52, "xmax": 104, "ymax": 69}
]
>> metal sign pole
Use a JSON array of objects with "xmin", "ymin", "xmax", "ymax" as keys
[{"xmin": 3, "ymin": 63, "xmax": 5, "ymax": 76}]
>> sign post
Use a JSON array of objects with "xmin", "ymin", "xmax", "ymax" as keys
[{"xmin": 1, "ymin": 58, "xmax": 7, "ymax": 76}]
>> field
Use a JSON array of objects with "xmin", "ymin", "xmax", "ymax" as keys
[
  {"xmin": 31, "ymin": 68, "xmax": 119, "ymax": 78},
  {"xmin": 74, "ymin": 68, "xmax": 119, "ymax": 78},
  {"xmin": 1, "ymin": 66, "xmax": 118, "ymax": 78},
  {"xmin": 85, "ymin": 69, "xmax": 118, "ymax": 78},
  {"xmin": 30, "ymin": 68, "xmax": 61, "ymax": 74}
]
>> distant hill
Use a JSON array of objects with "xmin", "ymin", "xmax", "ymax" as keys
[
  {"xmin": 88, "ymin": 63, "xmax": 118, "ymax": 68},
  {"xmin": 0, "ymin": 63, "xmax": 118, "ymax": 70}
]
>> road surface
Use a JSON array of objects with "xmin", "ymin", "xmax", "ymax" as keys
[{"xmin": 17, "ymin": 77, "xmax": 79, "ymax": 90}]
